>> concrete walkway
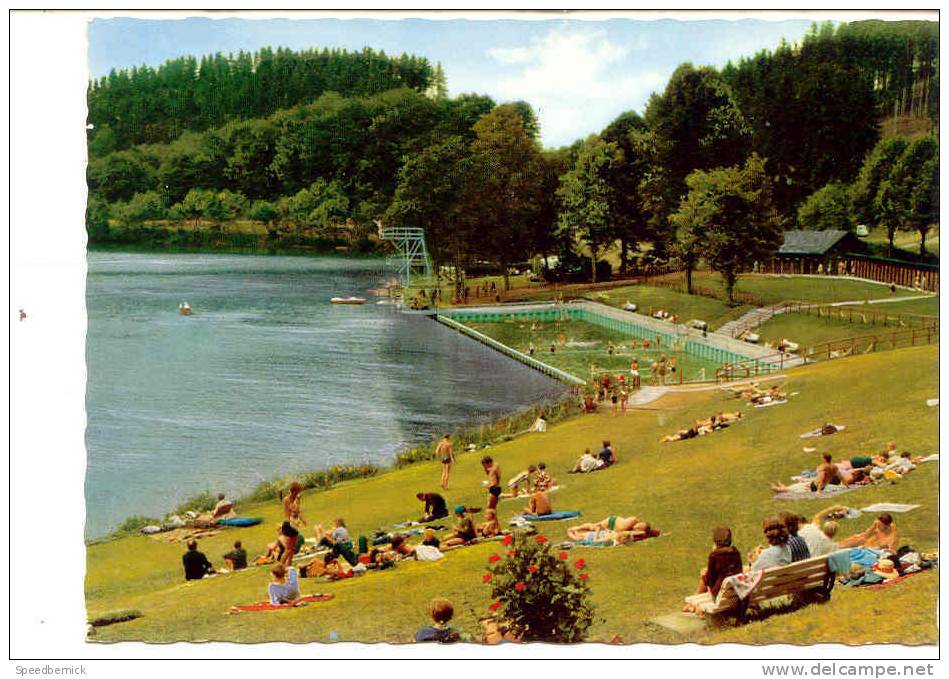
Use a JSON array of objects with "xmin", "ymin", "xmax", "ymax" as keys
[{"xmin": 626, "ymin": 374, "xmax": 786, "ymax": 408}]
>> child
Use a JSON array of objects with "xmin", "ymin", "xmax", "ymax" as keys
[
  {"xmin": 478, "ymin": 508, "xmax": 501, "ymax": 537},
  {"xmin": 415, "ymin": 598, "xmax": 461, "ymax": 643},
  {"xmin": 533, "ymin": 463, "xmax": 556, "ymax": 492}
]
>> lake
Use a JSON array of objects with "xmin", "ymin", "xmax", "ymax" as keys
[{"xmin": 84, "ymin": 252, "xmax": 567, "ymax": 537}]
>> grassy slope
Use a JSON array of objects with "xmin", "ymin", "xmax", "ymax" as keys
[
  {"xmin": 865, "ymin": 225, "xmax": 940, "ymax": 258},
  {"xmin": 86, "ymin": 346, "xmax": 938, "ymax": 645},
  {"xmin": 840, "ymin": 297, "xmax": 940, "ymax": 317},
  {"xmin": 588, "ymin": 286, "xmax": 749, "ymax": 330},
  {"xmin": 683, "ymin": 273, "xmax": 927, "ymax": 306}
]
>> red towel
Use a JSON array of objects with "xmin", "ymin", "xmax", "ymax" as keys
[{"xmin": 232, "ymin": 593, "xmax": 333, "ymax": 612}]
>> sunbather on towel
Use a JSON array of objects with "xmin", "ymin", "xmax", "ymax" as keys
[
  {"xmin": 838, "ymin": 513, "xmax": 900, "ymax": 551},
  {"xmin": 522, "ymin": 490, "xmax": 552, "ymax": 517},
  {"xmin": 661, "ymin": 426, "xmax": 699, "ymax": 443},
  {"xmin": 750, "ymin": 386, "xmax": 785, "ymax": 405},
  {"xmin": 568, "ymin": 515, "xmax": 653, "ymax": 539},
  {"xmin": 300, "ymin": 552, "xmax": 353, "ymax": 579},
  {"xmin": 569, "ymin": 523, "xmax": 661, "ymax": 546},
  {"xmin": 268, "ymin": 564, "xmax": 299, "ymax": 605},
  {"xmin": 477, "ymin": 508, "xmax": 502, "ymax": 538}
]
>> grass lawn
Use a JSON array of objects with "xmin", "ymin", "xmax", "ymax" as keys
[
  {"xmin": 462, "ymin": 318, "xmax": 721, "ymax": 382},
  {"xmin": 756, "ymin": 313, "xmax": 880, "ymax": 348},
  {"xmin": 86, "ymin": 346, "xmax": 938, "ymax": 645},
  {"xmin": 684, "ymin": 272, "xmax": 927, "ymax": 306},
  {"xmin": 865, "ymin": 225, "xmax": 939, "ymax": 258},
  {"xmin": 588, "ymin": 285, "xmax": 750, "ymax": 331},
  {"xmin": 840, "ymin": 296, "xmax": 940, "ymax": 318}
]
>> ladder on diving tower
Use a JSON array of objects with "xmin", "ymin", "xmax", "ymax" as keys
[{"xmin": 377, "ymin": 224, "xmax": 434, "ymax": 290}]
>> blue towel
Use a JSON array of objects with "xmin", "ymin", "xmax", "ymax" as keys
[
  {"xmin": 827, "ymin": 549, "xmax": 852, "ymax": 574},
  {"xmin": 848, "ymin": 547, "xmax": 883, "ymax": 568},
  {"xmin": 217, "ymin": 517, "xmax": 263, "ymax": 527},
  {"xmin": 517, "ymin": 511, "xmax": 581, "ymax": 522}
]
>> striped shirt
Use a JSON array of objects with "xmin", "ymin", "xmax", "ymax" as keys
[{"xmin": 787, "ymin": 535, "xmax": 811, "ymax": 562}]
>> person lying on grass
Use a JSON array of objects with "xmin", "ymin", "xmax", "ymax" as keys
[
  {"xmin": 567, "ymin": 516, "xmax": 661, "ymax": 544},
  {"xmin": 837, "ymin": 513, "xmax": 900, "ymax": 552},
  {"xmin": 268, "ymin": 564, "xmax": 300, "ymax": 604},
  {"xmin": 749, "ymin": 385, "xmax": 786, "ymax": 405},
  {"xmin": 521, "ymin": 490, "xmax": 552, "ymax": 518},
  {"xmin": 769, "ymin": 454, "xmax": 870, "ymax": 494},
  {"xmin": 477, "ymin": 508, "xmax": 502, "ymax": 538},
  {"xmin": 441, "ymin": 506, "xmax": 478, "ymax": 548},
  {"xmin": 300, "ymin": 552, "xmax": 353, "ymax": 579},
  {"xmin": 683, "ymin": 526, "xmax": 743, "ymax": 614},
  {"xmin": 661, "ymin": 412, "xmax": 742, "ymax": 442}
]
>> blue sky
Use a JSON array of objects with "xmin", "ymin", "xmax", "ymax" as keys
[{"xmin": 89, "ymin": 16, "xmax": 816, "ymax": 147}]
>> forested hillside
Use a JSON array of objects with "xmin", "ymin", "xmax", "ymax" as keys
[
  {"xmin": 87, "ymin": 47, "xmax": 440, "ymax": 152},
  {"xmin": 86, "ymin": 21, "xmax": 938, "ymax": 274}
]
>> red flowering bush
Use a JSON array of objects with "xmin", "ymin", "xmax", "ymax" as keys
[{"xmin": 482, "ymin": 533, "xmax": 596, "ymax": 643}]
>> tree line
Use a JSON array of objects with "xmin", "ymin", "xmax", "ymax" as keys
[
  {"xmin": 88, "ymin": 46, "xmax": 440, "ymax": 153},
  {"xmin": 87, "ymin": 20, "xmax": 938, "ymax": 298}
]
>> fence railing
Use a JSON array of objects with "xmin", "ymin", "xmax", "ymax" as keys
[
  {"xmin": 715, "ymin": 326, "xmax": 939, "ymax": 382},
  {"xmin": 778, "ymin": 302, "xmax": 938, "ymax": 331},
  {"xmin": 760, "ymin": 256, "xmax": 939, "ymax": 293}
]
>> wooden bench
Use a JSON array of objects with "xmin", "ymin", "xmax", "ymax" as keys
[{"xmin": 685, "ymin": 554, "xmax": 835, "ymax": 624}]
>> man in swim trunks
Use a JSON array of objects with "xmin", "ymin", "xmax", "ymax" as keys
[
  {"xmin": 436, "ymin": 434, "xmax": 455, "ymax": 490},
  {"xmin": 482, "ymin": 456, "xmax": 501, "ymax": 510},
  {"xmin": 567, "ymin": 515, "xmax": 642, "ymax": 537}
]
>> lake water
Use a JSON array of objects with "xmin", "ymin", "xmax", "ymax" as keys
[{"xmin": 85, "ymin": 252, "xmax": 567, "ymax": 537}]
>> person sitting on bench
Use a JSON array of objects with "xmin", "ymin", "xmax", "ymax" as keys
[
  {"xmin": 684, "ymin": 526, "xmax": 743, "ymax": 613},
  {"xmin": 750, "ymin": 517, "xmax": 791, "ymax": 572}
]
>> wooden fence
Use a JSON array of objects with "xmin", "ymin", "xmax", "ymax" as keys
[
  {"xmin": 778, "ymin": 302, "xmax": 938, "ymax": 331},
  {"xmin": 761, "ymin": 256, "xmax": 939, "ymax": 292}
]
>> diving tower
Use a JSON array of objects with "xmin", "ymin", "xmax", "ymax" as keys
[{"xmin": 377, "ymin": 223, "xmax": 434, "ymax": 290}]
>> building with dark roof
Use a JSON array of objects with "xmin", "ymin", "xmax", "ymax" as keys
[{"xmin": 777, "ymin": 230, "xmax": 867, "ymax": 257}]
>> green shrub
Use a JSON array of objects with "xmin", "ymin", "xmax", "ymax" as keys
[
  {"xmin": 482, "ymin": 533, "xmax": 596, "ymax": 643},
  {"xmin": 170, "ymin": 491, "xmax": 218, "ymax": 517}
]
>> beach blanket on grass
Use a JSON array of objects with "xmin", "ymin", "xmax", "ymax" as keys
[
  {"xmin": 231, "ymin": 593, "xmax": 333, "ymax": 612},
  {"xmin": 754, "ymin": 399, "xmax": 788, "ymax": 409},
  {"xmin": 572, "ymin": 533, "xmax": 669, "ymax": 549},
  {"xmin": 864, "ymin": 570, "xmax": 929, "ymax": 590},
  {"xmin": 800, "ymin": 425, "xmax": 846, "ymax": 439},
  {"xmin": 859, "ymin": 503, "xmax": 920, "ymax": 513},
  {"xmin": 772, "ymin": 485, "xmax": 857, "ymax": 501},
  {"xmin": 514, "ymin": 510, "xmax": 581, "ymax": 522},
  {"xmin": 218, "ymin": 517, "xmax": 263, "ymax": 527}
]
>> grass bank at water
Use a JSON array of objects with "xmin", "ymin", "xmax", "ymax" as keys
[{"xmin": 86, "ymin": 345, "xmax": 938, "ymax": 645}]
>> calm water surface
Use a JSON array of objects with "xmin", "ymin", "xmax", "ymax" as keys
[{"xmin": 85, "ymin": 252, "xmax": 567, "ymax": 537}]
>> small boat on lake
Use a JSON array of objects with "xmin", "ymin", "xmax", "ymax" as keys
[
  {"xmin": 331, "ymin": 296, "xmax": 368, "ymax": 305},
  {"xmin": 178, "ymin": 302, "xmax": 192, "ymax": 316}
]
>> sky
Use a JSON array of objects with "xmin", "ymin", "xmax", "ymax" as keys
[{"xmin": 87, "ymin": 15, "xmax": 822, "ymax": 148}]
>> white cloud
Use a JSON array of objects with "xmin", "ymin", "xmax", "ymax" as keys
[{"xmin": 487, "ymin": 28, "xmax": 666, "ymax": 147}]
